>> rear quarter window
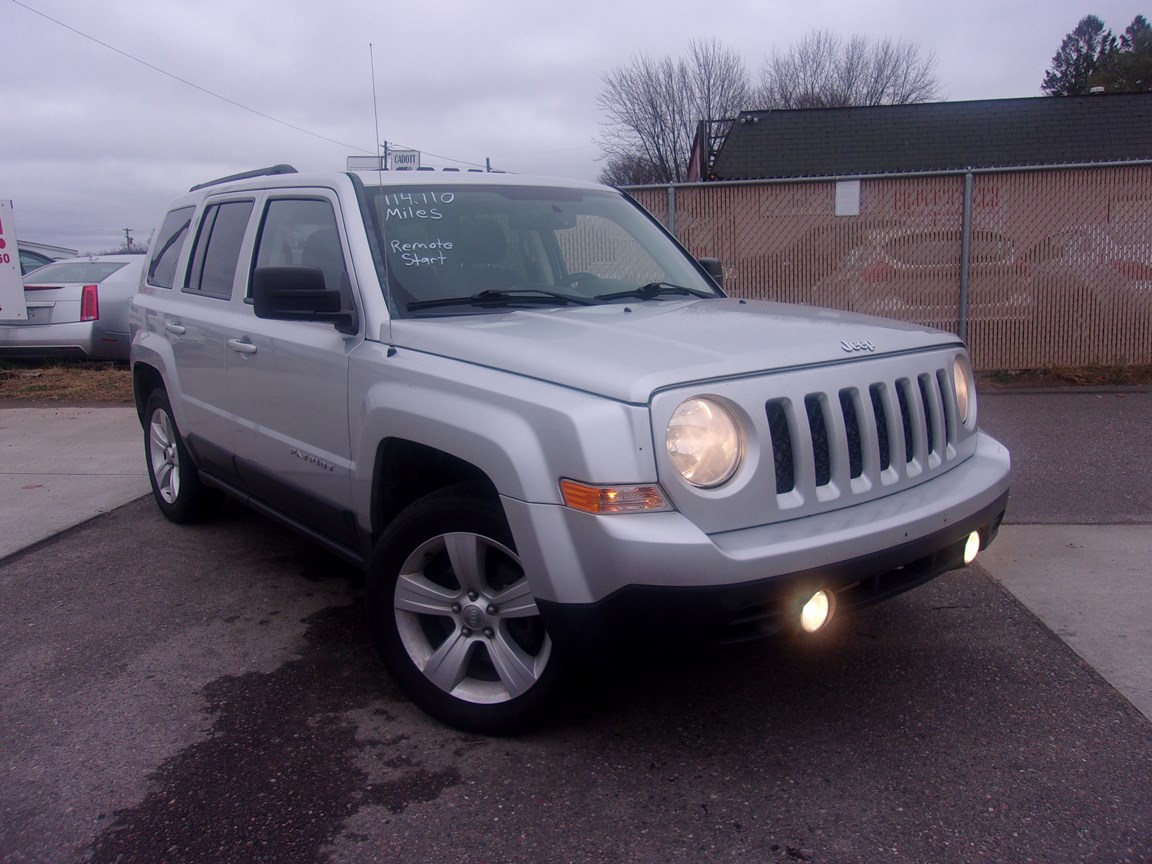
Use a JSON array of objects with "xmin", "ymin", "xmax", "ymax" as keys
[
  {"xmin": 19, "ymin": 250, "xmax": 52, "ymax": 275},
  {"xmin": 147, "ymin": 206, "xmax": 195, "ymax": 288}
]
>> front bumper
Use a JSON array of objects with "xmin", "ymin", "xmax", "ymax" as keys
[
  {"xmin": 502, "ymin": 430, "xmax": 1010, "ymax": 651},
  {"xmin": 538, "ymin": 488, "xmax": 1006, "ymax": 654}
]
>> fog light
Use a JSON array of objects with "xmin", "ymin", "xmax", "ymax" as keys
[
  {"xmin": 963, "ymin": 531, "xmax": 981, "ymax": 564},
  {"xmin": 800, "ymin": 589, "xmax": 834, "ymax": 633}
]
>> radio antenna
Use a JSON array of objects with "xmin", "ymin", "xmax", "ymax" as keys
[{"xmin": 369, "ymin": 43, "xmax": 382, "ymax": 171}]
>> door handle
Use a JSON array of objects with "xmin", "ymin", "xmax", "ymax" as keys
[
  {"xmin": 228, "ymin": 338, "xmax": 258, "ymax": 355},
  {"xmin": 164, "ymin": 322, "xmax": 186, "ymax": 335}
]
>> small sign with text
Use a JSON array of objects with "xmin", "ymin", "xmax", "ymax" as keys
[{"xmin": 0, "ymin": 201, "xmax": 28, "ymax": 321}]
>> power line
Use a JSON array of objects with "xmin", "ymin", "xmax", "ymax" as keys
[
  {"xmin": 9, "ymin": 0, "xmax": 372, "ymax": 154},
  {"xmin": 387, "ymin": 142, "xmax": 487, "ymax": 171},
  {"xmin": 10, "ymin": 0, "xmax": 512, "ymax": 173},
  {"xmin": 488, "ymin": 144, "xmax": 598, "ymax": 159}
]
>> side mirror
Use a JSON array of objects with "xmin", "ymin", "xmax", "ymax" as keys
[
  {"xmin": 252, "ymin": 266, "xmax": 356, "ymax": 334},
  {"xmin": 699, "ymin": 256, "xmax": 724, "ymax": 289}
]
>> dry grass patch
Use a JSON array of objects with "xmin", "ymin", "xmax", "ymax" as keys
[
  {"xmin": 0, "ymin": 361, "xmax": 133, "ymax": 403},
  {"xmin": 978, "ymin": 365, "xmax": 1152, "ymax": 390}
]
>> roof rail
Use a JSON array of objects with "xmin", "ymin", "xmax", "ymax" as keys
[{"xmin": 189, "ymin": 164, "xmax": 298, "ymax": 192}]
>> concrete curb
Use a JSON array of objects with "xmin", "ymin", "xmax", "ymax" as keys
[
  {"xmin": 0, "ymin": 405, "xmax": 150, "ymax": 560},
  {"xmin": 979, "ymin": 524, "xmax": 1152, "ymax": 722}
]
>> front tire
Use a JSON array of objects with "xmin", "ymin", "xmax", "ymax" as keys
[
  {"xmin": 143, "ymin": 388, "xmax": 220, "ymax": 523},
  {"xmin": 367, "ymin": 485, "xmax": 560, "ymax": 735}
]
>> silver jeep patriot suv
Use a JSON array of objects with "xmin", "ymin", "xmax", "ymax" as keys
[{"xmin": 130, "ymin": 165, "xmax": 1010, "ymax": 734}]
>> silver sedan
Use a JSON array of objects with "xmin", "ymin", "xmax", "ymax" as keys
[{"xmin": 0, "ymin": 255, "xmax": 144, "ymax": 362}]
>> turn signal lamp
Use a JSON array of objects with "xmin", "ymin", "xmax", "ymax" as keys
[{"xmin": 560, "ymin": 480, "xmax": 670, "ymax": 514}]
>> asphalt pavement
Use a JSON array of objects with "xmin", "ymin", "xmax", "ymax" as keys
[{"xmin": 0, "ymin": 389, "xmax": 1150, "ymax": 864}]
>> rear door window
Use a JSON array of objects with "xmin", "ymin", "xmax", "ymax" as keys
[{"xmin": 184, "ymin": 200, "xmax": 254, "ymax": 300}]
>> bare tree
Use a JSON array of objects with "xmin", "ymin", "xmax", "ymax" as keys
[
  {"xmin": 596, "ymin": 39, "xmax": 750, "ymax": 185},
  {"xmin": 759, "ymin": 30, "xmax": 941, "ymax": 109},
  {"xmin": 685, "ymin": 38, "xmax": 751, "ymax": 134},
  {"xmin": 598, "ymin": 154, "xmax": 667, "ymax": 186}
]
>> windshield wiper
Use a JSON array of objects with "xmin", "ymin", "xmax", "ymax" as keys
[
  {"xmin": 595, "ymin": 282, "xmax": 714, "ymax": 302},
  {"xmin": 408, "ymin": 288, "xmax": 598, "ymax": 312}
]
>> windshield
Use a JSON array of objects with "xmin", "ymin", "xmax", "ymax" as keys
[{"xmin": 360, "ymin": 184, "xmax": 721, "ymax": 316}]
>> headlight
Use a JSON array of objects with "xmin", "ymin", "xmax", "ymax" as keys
[
  {"xmin": 666, "ymin": 398, "xmax": 741, "ymax": 487},
  {"xmin": 953, "ymin": 353, "xmax": 976, "ymax": 426}
]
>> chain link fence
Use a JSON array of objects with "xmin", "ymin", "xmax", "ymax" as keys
[{"xmin": 628, "ymin": 165, "xmax": 1152, "ymax": 370}]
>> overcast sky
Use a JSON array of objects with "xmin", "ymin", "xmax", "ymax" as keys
[{"xmin": 1, "ymin": 0, "xmax": 1146, "ymax": 253}]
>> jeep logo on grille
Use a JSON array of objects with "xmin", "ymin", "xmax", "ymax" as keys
[{"xmin": 841, "ymin": 339, "xmax": 876, "ymax": 353}]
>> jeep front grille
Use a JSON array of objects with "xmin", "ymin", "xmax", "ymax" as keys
[
  {"xmin": 766, "ymin": 368, "xmax": 956, "ymax": 496},
  {"xmin": 652, "ymin": 349, "xmax": 975, "ymax": 535}
]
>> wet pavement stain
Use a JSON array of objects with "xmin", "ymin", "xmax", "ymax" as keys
[{"xmin": 87, "ymin": 601, "xmax": 461, "ymax": 864}]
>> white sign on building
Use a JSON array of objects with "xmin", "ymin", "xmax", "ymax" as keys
[
  {"xmin": 0, "ymin": 201, "xmax": 28, "ymax": 322},
  {"xmin": 346, "ymin": 150, "xmax": 423, "ymax": 172},
  {"xmin": 389, "ymin": 149, "xmax": 421, "ymax": 171}
]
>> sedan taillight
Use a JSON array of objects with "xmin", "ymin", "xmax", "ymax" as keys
[
  {"xmin": 862, "ymin": 260, "xmax": 895, "ymax": 283},
  {"xmin": 1113, "ymin": 260, "xmax": 1152, "ymax": 281},
  {"xmin": 80, "ymin": 284, "xmax": 99, "ymax": 321}
]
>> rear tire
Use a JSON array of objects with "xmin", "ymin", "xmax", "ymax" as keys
[
  {"xmin": 367, "ymin": 485, "xmax": 561, "ymax": 735},
  {"xmin": 143, "ymin": 388, "xmax": 220, "ymax": 523}
]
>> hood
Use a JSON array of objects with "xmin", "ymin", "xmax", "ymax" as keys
[{"xmin": 389, "ymin": 298, "xmax": 960, "ymax": 403}]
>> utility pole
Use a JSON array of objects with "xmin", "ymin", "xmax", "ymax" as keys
[{"xmin": 123, "ymin": 228, "xmax": 134, "ymax": 252}]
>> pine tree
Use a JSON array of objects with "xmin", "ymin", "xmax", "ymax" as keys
[
  {"xmin": 1093, "ymin": 15, "xmax": 1152, "ymax": 92},
  {"xmin": 1042, "ymin": 15, "xmax": 1115, "ymax": 95}
]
